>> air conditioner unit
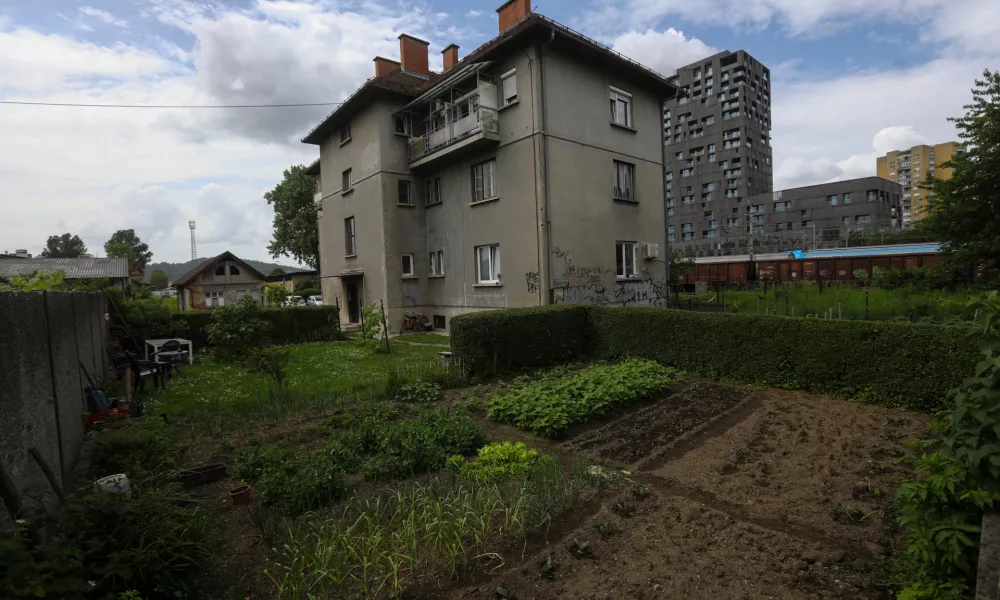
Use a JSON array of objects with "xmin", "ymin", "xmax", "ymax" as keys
[{"xmin": 642, "ymin": 243, "xmax": 659, "ymax": 260}]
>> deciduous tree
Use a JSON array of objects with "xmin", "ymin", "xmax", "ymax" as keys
[
  {"xmin": 104, "ymin": 229, "xmax": 153, "ymax": 277},
  {"xmin": 265, "ymin": 165, "xmax": 319, "ymax": 269},
  {"xmin": 920, "ymin": 70, "xmax": 1000, "ymax": 269},
  {"xmin": 40, "ymin": 233, "xmax": 87, "ymax": 258},
  {"xmin": 149, "ymin": 269, "xmax": 169, "ymax": 289}
]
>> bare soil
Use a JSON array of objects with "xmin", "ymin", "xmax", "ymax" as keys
[{"xmin": 182, "ymin": 381, "xmax": 928, "ymax": 599}]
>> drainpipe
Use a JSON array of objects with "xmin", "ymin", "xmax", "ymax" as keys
[{"xmin": 539, "ymin": 28, "xmax": 556, "ymax": 304}]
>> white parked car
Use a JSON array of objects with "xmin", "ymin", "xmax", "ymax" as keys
[
  {"xmin": 283, "ymin": 295, "xmax": 306, "ymax": 307},
  {"xmin": 306, "ymin": 295, "xmax": 324, "ymax": 306}
]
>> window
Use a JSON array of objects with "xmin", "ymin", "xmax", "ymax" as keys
[
  {"xmin": 842, "ymin": 216, "xmax": 850, "ymax": 225},
  {"xmin": 615, "ymin": 242, "xmax": 636, "ymax": 278},
  {"xmin": 681, "ymin": 168, "xmax": 693, "ymax": 177},
  {"xmin": 613, "ymin": 160, "xmax": 636, "ymax": 200},
  {"xmin": 425, "ymin": 177, "xmax": 442, "ymax": 206},
  {"xmin": 843, "ymin": 192, "xmax": 852, "ymax": 204},
  {"xmin": 681, "ymin": 223, "xmax": 694, "ymax": 241},
  {"xmin": 340, "ymin": 123, "xmax": 351, "ymax": 144},
  {"xmin": 802, "ymin": 220, "xmax": 812, "ymax": 228},
  {"xmin": 727, "ymin": 217, "xmax": 739, "ymax": 227},
  {"xmin": 398, "ymin": 180, "xmax": 412, "ymax": 205},
  {"xmin": 433, "ymin": 315, "xmax": 446, "ymax": 329},
  {"xmin": 475, "ymin": 245, "xmax": 500, "ymax": 284},
  {"xmin": 429, "ymin": 250, "xmax": 445, "ymax": 276},
  {"xmin": 394, "ymin": 115, "xmax": 409, "ymax": 135},
  {"xmin": 472, "ymin": 159, "xmax": 497, "ymax": 202},
  {"xmin": 214, "ymin": 265, "xmax": 226, "ymax": 276},
  {"xmin": 342, "ymin": 168, "xmax": 353, "ymax": 192},
  {"xmin": 206, "ymin": 291, "xmax": 225, "ymax": 307},
  {"xmin": 774, "ymin": 201, "xmax": 791, "ymax": 212},
  {"xmin": 229, "ymin": 265, "xmax": 240, "ymax": 276},
  {"xmin": 674, "ymin": 151, "xmax": 683, "ymax": 161},
  {"xmin": 828, "ymin": 194, "xmax": 838, "ymax": 206},
  {"xmin": 401, "ymin": 254, "xmax": 414, "ymax": 277},
  {"xmin": 856, "ymin": 214, "xmax": 871, "ymax": 225},
  {"xmin": 866, "ymin": 190, "xmax": 878, "ymax": 202},
  {"xmin": 609, "ymin": 87, "xmax": 632, "ymax": 127},
  {"xmin": 344, "ymin": 217, "xmax": 356, "ymax": 256},
  {"xmin": 667, "ymin": 225, "xmax": 675, "ymax": 242},
  {"xmin": 501, "ymin": 69, "xmax": 517, "ymax": 105}
]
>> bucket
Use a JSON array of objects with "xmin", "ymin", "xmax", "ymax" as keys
[{"xmin": 95, "ymin": 474, "xmax": 131, "ymax": 495}]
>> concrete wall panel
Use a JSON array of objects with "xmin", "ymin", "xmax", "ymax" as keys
[{"xmin": 44, "ymin": 292, "xmax": 86, "ymax": 483}]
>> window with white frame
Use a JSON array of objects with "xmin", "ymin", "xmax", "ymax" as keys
[
  {"xmin": 615, "ymin": 242, "xmax": 636, "ymax": 278},
  {"xmin": 398, "ymin": 180, "xmax": 412, "ymax": 205},
  {"xmin": 394, "ymin": 115, "xmax": 409, "ymax": 136},
  {"xmin": 501, "ymin": 69, "xmax": 517, "ymax": 106},
  {"xmin": 475, "ymin": 244, "xmax": 500, "ymax": 284},
  {"xmin": 429, "ymin": 250, "xmax": 445, "ymax": 276},
  {"xmin": 342, "ymin": 168, "xmax": 353, "ymax": 192},
  {"xmin": 613, "ymin": 160, "xmax": 636, "ymax": 200},
  {"xmin": 472, "ymin": 160, "xmax": 497, "ymax": 202},
  {"xmin": 425, "ymin": 177, "xmax": 442, "ymax": 206},
  {"xmin": 401, "ymin": 254, "xmax": 414, "ymax": 276},
  {"xmin": 206, "ymin": 291, "xmax": 225, "ymax": 308},
  {"xmin": 344, "ymin": 217, "xmax": 356, "ymax": 256},
  {"xmin": 609, "ymin": 87, "xmax": 632, "ymax": 127}
]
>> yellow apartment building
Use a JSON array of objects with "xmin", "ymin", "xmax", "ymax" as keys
[{"xmin": 876, "ymin": 142, "xmax": 962, "ymax": 227}]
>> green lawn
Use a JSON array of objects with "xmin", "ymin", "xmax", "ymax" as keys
[
  {"xmin": 393, "ymin": 332, "xmax": 451, "ymax": 346},
  {"xmin": 146, "ymin": 340, "xmax": 445, "ymax": 418}
]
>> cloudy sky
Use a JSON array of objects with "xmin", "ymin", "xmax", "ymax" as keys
[{"xmin": 1, "ymin": 0, "xmax": 996, "ymax": 264}]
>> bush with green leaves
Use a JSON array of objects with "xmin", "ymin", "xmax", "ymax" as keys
[
  {"xmin": 892, "ymin": 291, "xmax": 1000, "ymax": 597},
  {"xmin": 234, "ymin": 444, "xmax": 349, "ymax": 515},
  {"xmin": 360, "ymin": 302, "xmax": 383, "ymax": 340},
  {"xmin": 394, "ymin": 381, "xmax": 441, "ymax": 403},
  {"xmin": 448, "ymin": 441, "xmax": 539, "ymax": 482},
  {"xmin": 94, "ymin": 417, "xmax": 179, "ymax": 478},
  {"xmin": 248, "ymin": 347, "xmax": 291, "ymax": 387},
  {"xmin": 120, "ymin": 297, "xmax": 188, "ymax": 345},
  {"xmin": 205, "ymin": 295, "xmax": 273, "ymax": 361},
  {"xmin": 486, "ymin": 359, "xmax": 680, "ymax": 436}
]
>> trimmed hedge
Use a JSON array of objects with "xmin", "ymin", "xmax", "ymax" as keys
[
  {"xmin": 177, "ymin": 305, "xmax": 342, "ymax": 348},
  {"xmin": 450, "ymin": 306, "xmax": 591, "ymax": 374},
  {"xmin": 451, "ymin": 305, "xmax": 978, "ymax": 411}
]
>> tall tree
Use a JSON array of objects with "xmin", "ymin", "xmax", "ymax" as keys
[
  {"xmin": 40, "ymin": 233, "xmax": 87, "ymax": 258},
  {"xmin": 920, "ymin": 70, "xmax": 1000, "ymax": 269},
  {"xmin": 149, "ymin": 269, "xmax": 169, "ymax": 289},
  {"xmin": 265, "ymin": 165, "xmax": 319, "ymax": 269},
  {"xmin": 269, "ymin": 267, "xmax": 286, "ymax": 276},
  {"xmin": 105, "ymin": 229, "xmax": 153, "ymax": 277}
]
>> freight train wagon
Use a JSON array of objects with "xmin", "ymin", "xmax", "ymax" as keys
[{"xmin": 679, "ymin": 243, "xmax": 945, "ymax": 285}]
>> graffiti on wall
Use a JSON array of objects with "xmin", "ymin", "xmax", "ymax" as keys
[
  {"xmin": 525, "ymin": 271, "xmax": 539, "ymax": 294},
  {"xmin": 548, "ymin": 246, "xmax": 668, "ymax": 308}
]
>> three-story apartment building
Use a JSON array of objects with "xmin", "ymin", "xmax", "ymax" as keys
[{"xmin": 303, "ymin": 1, "xmax": 676, "ymax": 331}]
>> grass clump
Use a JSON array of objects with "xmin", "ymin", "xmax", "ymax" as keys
[{"xmin": 486, "ymin": 359, "xmax": 681, "ymax": 436}]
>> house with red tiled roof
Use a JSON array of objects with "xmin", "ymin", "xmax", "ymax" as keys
[{"xmin": 303, "ymin": 1, "xmax": 678, "ymax": 330}]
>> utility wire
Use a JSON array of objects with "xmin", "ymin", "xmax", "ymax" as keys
[{"xmin": 0, "ymin": 100, "xmax": 344, "ymax": 108}]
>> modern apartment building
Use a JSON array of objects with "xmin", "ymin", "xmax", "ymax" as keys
[
  {"xmin": 663, "ymin": 50, "xmax": 774, "ymax": 258},
  {"xmin": 302, "ymin": 1, "xmax": 676, "ymax": 331},
  {"xmin": 742, "ymin": 177, "xmax": 902, "ymax": 253},
  {"xmin": 876, "ymin": 142, "xmax": 962, "ymax": 226}
]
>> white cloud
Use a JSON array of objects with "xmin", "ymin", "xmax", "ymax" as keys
[
  {"xmin": 78, "ymin": 6, "xmax": 128, "ymax": 28},
  {"xmin": 771, "ymin": 59, "xmax": 978, "ymax": 189},
  {"xmin": 611, "ymin": 28, "xmax": 718, "ymax": 77},
  {"xmin": 466, "ymin": 10, "xmax": 484, "ymax": 17},
  {"xmin": 0, "ymin": 0, "xmax": 442, "ymax": 263}
]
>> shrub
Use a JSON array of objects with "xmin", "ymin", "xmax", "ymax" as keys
[
  {"xmin": 452, "ymin": 305, "xmax": 978, "ymax": 411},
  {"xmin": 248, "ymin": 347, "xmax": 292, "ymax": 387},
  {"xmin": 234, "ymin": 444, "xmax": 349, "ymax": 515},
  {"xmin": 450, "ymin": 305, "xmax": 591, "ymax": 374},
  {"xmin": 94, "ymin": 417, "xmax": 179, "ymax": 478},
  {"xmin": 179, "ymin": 305, "xmax": 342, "ymax": 348},
  {"xmin": 264, "ymin": 283, "xmax": 287, "ymax": 307},
  {"xmin": 121, "ymin": 296, "xmax": 188, "ymax": 345},
  {"xmin": 205, "ymin": 295, "xmax": 272, "ymax": 361},
  {"xmin": 394, "ymin": 381, "xmax": 441, "ymax": 403},
  {"xmin": 360, "ymin": 302, "xmax": 383, "ymax": 340},
  {"xmin": 486, "ymin": 359, "xmax": 680, "ymax": 436}
]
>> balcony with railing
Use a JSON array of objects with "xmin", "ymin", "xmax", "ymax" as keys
[{"xmin": 401, "ymin": 69, "xmax": 501, "ymax": 170}]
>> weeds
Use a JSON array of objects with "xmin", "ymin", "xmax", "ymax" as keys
[{"xmin": 597, "ymin": 522, "xmax": 614, "ymax": 536}]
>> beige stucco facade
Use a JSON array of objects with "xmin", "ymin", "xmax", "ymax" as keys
[
  {"xmin": 312, "ymin": 15, "xmax": 674, "ymax": 332},
  {"xmin": 177, "ymin": 255, "xmax": 267, "ymax": 310}
]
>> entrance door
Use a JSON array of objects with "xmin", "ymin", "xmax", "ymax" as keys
[{"xmin": 345, "ymin": 280, "xmax": 362, "ymax": 323}]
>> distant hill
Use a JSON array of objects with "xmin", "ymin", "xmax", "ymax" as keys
[{"xmin": 144, "ymin": 258, "xmax": 307, "ymax": 284}]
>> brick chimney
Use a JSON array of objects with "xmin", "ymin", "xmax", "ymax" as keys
[
  {"xmin": 497, "ymin": 0, "xmax": 531, "ymax": 32},
  {"xmin": 398, "ymin": 34, "xmax": 430, "ymax": 75},
  {"xmin": 442, "ymin": 44, "xmax": 460, "ymax": 71},
  {"xmin": 374, "ymin": 56, "xmax": 401, "ymax": 77}
]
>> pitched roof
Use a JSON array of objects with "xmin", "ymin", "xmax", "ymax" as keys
[
  {"xmin": 301, "ymin": 12, "xmax": 676, "ymax": 145},
  {"xmin": 0, "ymin": 257, "xmax": 129, "ymax": 279},
  {"xmin": 173, "ymin": 251, "xmax": 267, "ymax": 286}
]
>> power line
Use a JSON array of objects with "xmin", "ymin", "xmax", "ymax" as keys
[{"xmin": 0, "ymin": 100, "xmax": 344, "ymax": 108}]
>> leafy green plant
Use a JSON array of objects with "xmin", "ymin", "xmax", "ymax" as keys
[
  {"xmin": 486, "ymin": 359, "xmax": 680, "ymax": 436},
  {"xmin": 234, "ymin": 444, "xmax": 349, "ymax": 515},
  {"xmin": 597, "ymin": 522, "xmax": 614, "ymax": 536},
  {"xmin": 94, "ymin": 417, "xmax": 179, "ymax": 478},
  {"xmin": 571, "ymin": 538, "xmax": 590, "ymax": 556},
  {"xmin": 613, "ymin": 501, "xmax": 636, "ymax": 518},
  {"xmin": 120, "ymin": 297, "xmax": 189, "ymax": 344},
  {"xmin": 394, "ymin": 381, "xmax": 441, "ymax": 403},
  {"xmin": 632, "ymin": 485, "xmax": 651, "ymax": 500},
  {"xmin": 205, "ymin": 295, "xmax": 272, "ymax": 361},
  {"xmin": 538, "ymin": 555, "xmax": 556, "ymax": 577},
  {"xmin": 248, "ymin": 347, "xmax": 292, "ymax": 388},
  {"xmin": 360, "ymin": 302, "xmax": 383, "ymax": 340},
  {"xmin": 450, "ymin": 441, "xmax": 539, "ymax": 482}
]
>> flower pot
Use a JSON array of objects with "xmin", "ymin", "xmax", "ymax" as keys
[
  {"xmin": 178, "ymin": 463, "xmax": 228, "ymax": 488},
  {"xmin": 229, "ymin": 484, "xmax": 253, "ymax": 506}
]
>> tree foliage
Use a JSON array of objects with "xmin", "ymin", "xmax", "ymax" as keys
[
  {"xmin": 265, "ymin": 165, "xmax": 319, "ymax": 269},
  {"xmin": 149, "ymin": 269, "xmax": 169, "ymax": 289},
  {"xmin": 105, "ymin": 229, "xmax": 153, "ymax": 276},
  {"xmin": 920, "ymin": 70, "xmax": 1000, "ymax": 269},
  {"xmin": 269, "ymin": 267, "xmax": 286, "ymax": 276},
  {"xmin": 40, "ymin": 233, "xmax": 87, "ymax": 258}
]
